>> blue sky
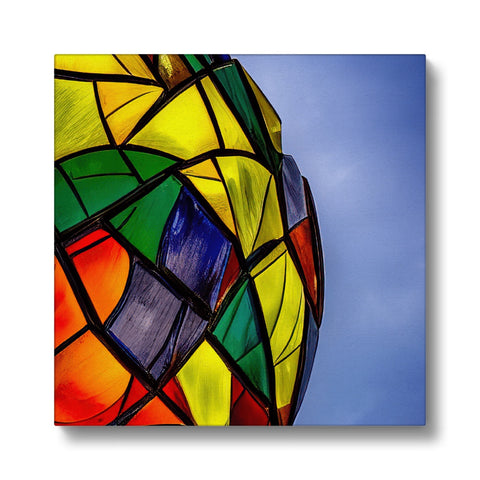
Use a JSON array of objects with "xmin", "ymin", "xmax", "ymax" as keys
[{"xmin": 237, "ymin": 55, "xmax": 425, "ymax": 425}]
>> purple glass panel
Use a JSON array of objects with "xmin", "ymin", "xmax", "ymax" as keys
[{"xmin": 159, "ymin": 188, "xmax": 231, "ymax": 309}]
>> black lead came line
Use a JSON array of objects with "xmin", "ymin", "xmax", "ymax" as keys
[
  {"xmin": 92, "ymin": 80, "xmax": 145, "ymax": 185},
  {"xmin": 56, "ymin": 163, "xmax": 89, "ymax": 218},
  {"xmin": 99, "ymin": 220, "xmax": 213, "ymax": 322},
  {"xmin": 273, "ymin": 291, "xmax": 305, "ymax": 366},
  {"xmin": 70, "ymin": 172, "xmax": 135, "ymax": 181},
  {"xmin": 249, "ymin": 175, "xmax": 275, "ymax": 253},
  {"xmin": 54, "ymin": 325, "xmax": 89, "ymax": 356},
  {"xmin": 104, "ymin": 91, "xmax": 154, "ymax": 120},
  {"xmin": 288, "ymin": 303, "xmax": 315, "ymax": 425},
  {"xmin": 238, "ymin": 283, "xmax": 280, "ymax": 425},
  {"xmin": 204, "ymin": 330, "xmax": 275, "ymax": 415},
  {"xmin": 112, "ymin": 54, "xmax": 133, "ymax": 75},
  {"xmin": 196, "ymin": 78, "xmax": 226, "ymax": 151},
  {"xmin": 54, "ymin": 69, "xmax": 161, "ymax": 87},
  {"xmin": 115, "ymin": 374, "xmax": 135, "ymax": 420},
  {"xmin": 69, "ymin": 234, "xmax": 112, "ymax": 259}
]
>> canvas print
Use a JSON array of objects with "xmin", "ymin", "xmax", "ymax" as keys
[{"xmin": 54, "ymin": 54, "xmax": 425, "ymax": 426}]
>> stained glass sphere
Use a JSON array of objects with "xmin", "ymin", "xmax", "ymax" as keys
[{"xmin": 54, "ymin": 54, "xmax": 324, "ymax": 425}]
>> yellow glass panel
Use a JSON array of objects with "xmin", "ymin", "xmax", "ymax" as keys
[
  {"xmin": 181, "ymin": 159, "xmax": 220, "ymax": 180},
  {"xmin": 176, "ymin": 341, "xmax": 231, "ymax": 426},
  {"xmin": 253, "ymin": 250, "xmax": 287, "ymax": 338},
  {"xmin": 55, "ymin": 79, "xmax": 109, "ymax": 160},
  {"xmin": 253, "ymin": 248, "xmax": 305, "ymax": 410},
  {"xmin": 201, "ymin": 77, "xmax": 254, "ymax": 153},
  {"xmin": 272, "ymin": 284, "xmax": 304, "ymax": 365},
  {"xmin": 97, "ymin": 81, "xmax": 163, "ymax": 144},
  {"xmin": 55, "ymin": 54, "xmax": 127, "ymax": 75},
  {"xmin": 97, "ymin": 81, "xmax": 162, "ymax": 117},
  {"xmin": 254, "ymin": 250, "xmax": 304, "ymax": 360},
  {"xmin": 106, "ymin": 91, "xmax": 163, "ymax": 144},
  {"xmin": 244, "ymin": 68, "xmax": 282, "ymax": 153},
  {"xmin": 181, "ymin": 161, "xmax": 237, "ymax": 234},
  {"xmin": 250, "ymin": 242, "xmax": 287, "ymax": 278},
  {"xmin": 129, "ymin": 84, "xmax": 219, "ymax": 159},
  {"xmin": 252, "ymin": 177, "xmax": 283, "ymax": 252},
  {"xmin": 55, "ymin": 330, "xmax": 130, "ymax": 423},
  {"xmin": 217, "ymin": 156, "xmax": 270, "ymax": 256},
  {"xmin": 275, "ymin": 346, "xmax": 301, "ymax": 408},
  {"xmin": 158, "ymin": 55, "xmax": 191, "ymax": 89},
  {"xmin": 115, "ymin": 55, "xmax": 156, "ymax": 80}
]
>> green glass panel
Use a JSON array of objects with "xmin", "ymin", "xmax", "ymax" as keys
[
  {"xmin": 62, "ymin": 149, "xmax": 131, "ymax": 177},
  {"xmin": 214, "ymin": 281, "xmax": 250, "ymax": 358},
  {"xmin": 54, "ymin": 169, "xmax": 86, "ymax": 231},
  {"xmin": 110, "ymin": 176, "xmax": 182, "ymax": 263},
  {"xmin": 184, "ymin": 54, "xmax": 204, "ymax": 73},
  {"xmin": 124, "ymin": 150, "xmax": 176, "ymax": 181},
  {"xmin": 237, "ymin": 343, "xmax": 270, "ymax": 401},
  {"xmin": 73, "ymin": 175, "xmax": 139, "ymax": 216},
  {"xmin": 214, "ymin": 63, "xmax": 281, "ymax": 171},
  {"xmin": 213, "ymin": 281, "xmax": 270, "ymax": 399},
  {"xmin": 61, "ymin": 149, "xmax": 140, "ymax": 216}
]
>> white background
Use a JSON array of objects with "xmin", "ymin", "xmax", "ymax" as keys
[{"xmin": 2, "ymin": 1, "xmax": 478, "ymax": 478}]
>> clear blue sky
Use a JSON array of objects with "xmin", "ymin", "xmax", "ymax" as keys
[{"xmin": 237, "ymin": 55, "xmax": 425, "ymax": 425}]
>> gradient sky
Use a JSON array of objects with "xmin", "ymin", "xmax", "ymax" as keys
[{"xmin": 236, "ymin": 55, "xmax": 425, "ymax": 425}]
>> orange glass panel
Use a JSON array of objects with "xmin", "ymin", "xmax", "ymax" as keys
[
  {"xmin": 278, "ymin": 403, "xmax": 292, "ymax": 426},
  {"xmin": 55, "ymin": 395, "xmax": 124, "ymax": 426},
  {"xmin": 71, "ymin": 234, "xmax": 130, "ymax": 323},
  {"xmin": 126, "ymin": 396, "xmax": 184, "ymax": 425},
  {"xmin": 55, "ymin": 330, "xmax": 130, "ymax": 423},
  {"xmin": 54, "ymin": 256, "xmax": 87, "ymax": 348},
  {"xmin": 158, "ymin": 55, "xmax": 191, "ymax": 89}
]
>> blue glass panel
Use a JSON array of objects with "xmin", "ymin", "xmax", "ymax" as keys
[
  {"xmin": 159, "ymin": 188, "xmax": 232, "ymax": 309},
  {"xmin": 282, "ymin": 154, "xmax": 308, "ymax": 229},
  {"xmin": 107, "ymin": 262, "xmax": 183, "ymax": 370},
  {"xmin": 210, "ymin": 54, "xmax": 231, "ymax": 63},
  {"xmin": 293, "ymin": 307, "xmax": 319, "ymax": 420},
  {"xmin": 149, "ymin": 306, "xmax": 208, "ymax": 380}
]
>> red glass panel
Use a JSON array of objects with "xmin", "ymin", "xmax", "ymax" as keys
[
  {"xmin": 230, "ymin": 376, "xmax": 269, "ymax": 426},
  {"xmin": 289, "ymin": 218, "xmax": 318, "ymax": 312},
  {"xmin": 163, "ymin": 377, "xmax": 194, "ymax": 423},
  {"xmin": 215, "ymin": 248, "xmax": 241, "ymax": 310}
]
